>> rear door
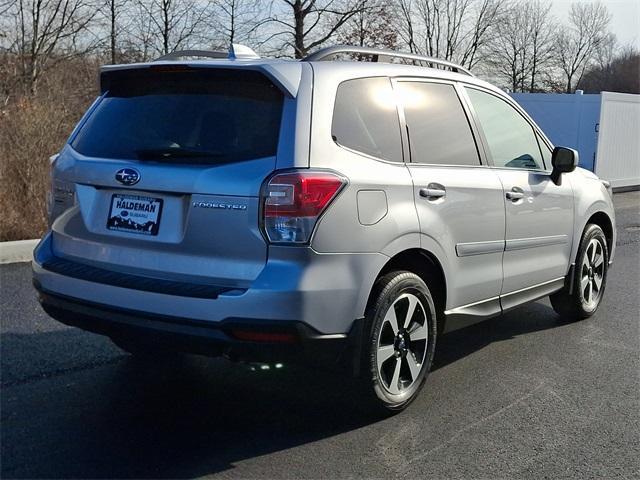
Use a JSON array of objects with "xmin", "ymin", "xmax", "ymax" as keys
[
  {"xmin": 463, "ymin": 86, "xmax": 574, "ymax": 305},
  {"xmin": 396, "ymin": 79, "xmax": 505, "ymax": 315},
  {"xmin": 52, "ymin": 67, "xmax": 288, "ymax": 286}
]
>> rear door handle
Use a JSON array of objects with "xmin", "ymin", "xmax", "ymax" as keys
[
  {"xmin": 506, "ymin": 187, "xmax": 525, "ymax": 201},
  {"xmin": 419, "ymin": 184, "xmax": 446, "ymax": 200}
]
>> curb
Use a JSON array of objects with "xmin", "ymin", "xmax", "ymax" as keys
[{"xmin": 0, "ymin": 239, "xmax": 38, "ymax": 265}]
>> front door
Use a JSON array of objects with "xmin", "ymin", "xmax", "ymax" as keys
[{"xmin": 464, "ymin": 87, "xmax": 574, "ymax": 307}]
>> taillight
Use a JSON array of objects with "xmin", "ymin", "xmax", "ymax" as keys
[
  {"xmin": 48, "ymin": 178, "xmax": 76, "ymax": 226},
  {"xmin": 261, "ymin": 170, "xmax": 346, "ymax": 244}
]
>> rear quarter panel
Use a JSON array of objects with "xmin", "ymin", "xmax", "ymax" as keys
[
  {"xmin": 306, "ymin": 67, "xmax": 420, "ymax": 257},
  {"xmin": 306, "ymin": 66, "xmax": 426, "ymax": 317}
]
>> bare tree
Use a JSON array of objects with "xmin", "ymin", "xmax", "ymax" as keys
[
  {"xmin": 525, "ymin": 0, "xmax": 554, "ymax": 92},
  {"xmin": 414, "ymin": 0, "xmax": 473, "ymax": 60},
  {"xmin": 0, "ymin": 0, "xmax": 13, "ymax": 18},
  {"xmin": 487, "ymin": 0, "xmax": 529, "ymax": 92},
  {"xmin": 336, "ymin": 0, "xmax": 397, "ymax": 49},
  {"xmin": 578, "ymin": 45, "xmax": 640, "ymax": 94},
  {"xmin": 211, "ymin": 0, "xmax": 265, "ymax": 47},
  {"xmin": 556, "ymin": 1, "xmax": 611, "ymax": 93},
  {"xmin": 136, "ymin": 0, "xmax": 209, "ymax": 56},
  {"xmin": 395, "ymin": 0, "xmax": 418, "ymax": 53},
  {"xmin": 594, "ymin": 31, "xmax": 617, "ymax": 70},
  {"xmin": 128, "ymin": 0, "xmax": 156, "ymax": 60},
  {"xmin": 98, "ymin": 0, "xmax": 131, "ymax": 64},
  {"xmin": 393, "ymin": 0, "xmax": 501, "ymax": 69},
  {"xmin": 458, "ymin": 0, "xmax": 501, "ymax": 69},
  {"xmin": 265, "ymin": 0, "xmax": 365, "ymax": 58},
  {"xmin": 486, "ymin": 0, "xmax": 555, "ymax": 92},
  {"xmin": 9, "ymin": 0, "xmax": 96, "ymax": 93}
]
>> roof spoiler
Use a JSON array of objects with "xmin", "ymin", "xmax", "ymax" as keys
[
  {"xmin": 154, "ymin": 44, "xmax": 260, "ymax": 62},
  {"xmin": 100, "ymin": 64, "xmax": 300, "ymax": 99}
]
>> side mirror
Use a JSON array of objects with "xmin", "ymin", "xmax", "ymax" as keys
[{"xmin": 550, "ymin": 147, "xmax": 578, "ymax": 185}]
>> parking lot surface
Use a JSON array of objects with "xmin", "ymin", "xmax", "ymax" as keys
[{"xmin": 1, "ymin": 192, "xmax": 639, "ymax": 479}]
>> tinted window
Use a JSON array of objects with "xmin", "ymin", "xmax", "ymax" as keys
[
  {"xmin": 466, "ymin": 88, "xmax": 543, "ymax": 170},
  {"xmin": 332, "ymin": 77, "xmax": 403, "ymax": 163},
  {"xmin": 72, "ymin": 69, "xmax": 283, "ymax": 164},
  {"xmin": 398, "ymin": 82, "xmax": 479, "ymax": 165}
]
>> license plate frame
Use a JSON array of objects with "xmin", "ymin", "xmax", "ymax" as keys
[{"xmin": 106, "ymin": 194, "xmax": 163, "ymax": 236}]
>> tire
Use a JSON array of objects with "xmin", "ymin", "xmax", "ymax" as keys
[
  {"xmin": 361, "ymin": 271, "xmax": 437, "ymax": 413},
  {"xmin": 550, "ymin": 224, "xmax": 609, "ymax": 320}
]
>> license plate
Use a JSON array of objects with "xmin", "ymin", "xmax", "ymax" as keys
[{"xmin": 107, "ymin": 194, "xmax": 163, "ymax": 236}]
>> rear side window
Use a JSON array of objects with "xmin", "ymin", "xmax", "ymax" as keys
[
  {"xmin": 72, "ymin": 69, "xmax": 283, "ymax": 164},
  {"xmin": 465, "ymin": 87, "xmax": 544, "ymax": 170},
  {"xmin": 398, "ymin": 81, "xmax": 480, "ymax": 166},
  {"xmin": 331, "ymin": 77, "xmax": 403, "ymax": 163}
]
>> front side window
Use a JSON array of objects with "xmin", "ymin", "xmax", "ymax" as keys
[
  {"xmin": 398, "ymin": 81, "xmax": 480, "ymax": 166},
  {"xmin": 331, "ymin": 77, "xmax": 403, "ymax": 163},
  {"xmin": 466, "ymin": 88, "xmax": 543, "ymax": 170}
]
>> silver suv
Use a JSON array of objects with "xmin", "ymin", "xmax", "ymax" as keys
[{"xmin": 33, "ymin": 45, "xmax": 616, "ymax": 411}]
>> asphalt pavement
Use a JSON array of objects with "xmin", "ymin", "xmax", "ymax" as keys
[{"xmin": 1, "ymin": 192, "xmax": 639, "ymax": 479}]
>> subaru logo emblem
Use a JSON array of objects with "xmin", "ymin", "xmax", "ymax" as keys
[{"xmin": 115, "ymin": 168, "xmax": 140, "ymax": 186}]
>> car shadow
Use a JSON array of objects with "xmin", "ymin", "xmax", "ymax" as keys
[
  {"xmin": 433, "ymin": 300, "xmax": 562, "ymax": 370},
  {"xmin": 1, "ymin": 301, "xmax": 564, "ymax": 479}
]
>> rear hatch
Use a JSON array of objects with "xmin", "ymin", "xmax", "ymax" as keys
[{"xmin": 51, "ymin": 66, "xmax": 287, "ymax": 287}]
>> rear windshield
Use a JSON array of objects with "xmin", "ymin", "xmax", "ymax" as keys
[{"xmin": 71, "ymin": 68, "xmax": 284, "ymax": 164}]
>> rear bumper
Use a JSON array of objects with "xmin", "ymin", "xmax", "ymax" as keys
[
  {"xmin": 32, "ymin": 232, "xmax": 384, "ymax": 366},
  {"xmin": 34, "ymin": 282, "xmax": 364, "ymax": 368},
  {"xmin": 33, "ymin": 233, "xmax": 386, "ymax": 334}
]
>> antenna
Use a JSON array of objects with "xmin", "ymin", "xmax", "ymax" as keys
[{"xmin": 228, "ymin": 44, "xmax": 260, "ymax": 60}]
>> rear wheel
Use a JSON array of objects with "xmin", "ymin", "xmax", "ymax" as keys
[
  {"xmin": 362, "ymin": 271, "xmax": 437, "ymax": 412},
  {"xmin": 551, "ymin": 224, "xmax": 609, "ymax": 320}
]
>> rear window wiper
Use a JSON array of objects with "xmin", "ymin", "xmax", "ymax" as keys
[{"xmin": 134, "ymin": 147, "xmax": 225, "ymax": 160}]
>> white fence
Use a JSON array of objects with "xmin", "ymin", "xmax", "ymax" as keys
[{"xmin": 595, "ymin": 92, "xmax": 640, "ymax": 189}]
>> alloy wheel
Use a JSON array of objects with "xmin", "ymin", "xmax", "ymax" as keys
[
  {"xmin": 376, "ymin": 293, "xmax": 429, "ymax": 395},
  {"xmin": 581, "ymin": 238, "xmax": 605, "ymax": 309}
]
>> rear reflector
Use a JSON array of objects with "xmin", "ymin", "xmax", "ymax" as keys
[
  {"xmin": 230, "ymin": 330, "xmax": 298, "ymax": 343},
  {"xmin": 261, "ymin": 170, "xmax": 346, "ymax": 243}
]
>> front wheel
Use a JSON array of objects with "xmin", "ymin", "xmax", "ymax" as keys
[
  {"xmin": 551, "ymin": 224, "xmax": 609, "ymax": 320},
  {"xmin": 362, "ymin": 271, "xmax": 437, "ymax": 412}
]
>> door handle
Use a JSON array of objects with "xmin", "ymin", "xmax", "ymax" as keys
[
  {"xmin": 419, "ymin": 183, "xmax": 446, "ymax": 200},
  {"xmin": 506, "ymin": 187, "xmax": 525, "ymax": 201}
]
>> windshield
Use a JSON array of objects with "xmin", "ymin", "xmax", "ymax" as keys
[{"xmin": 71, "ymin": 68, "xmax": 284, "ymax": 164}]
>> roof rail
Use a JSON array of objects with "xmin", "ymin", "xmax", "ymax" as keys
[
  {"xmin": 302, "ymin": 45, "xmax": 473, "ymax": 76},
  {"xmin": 154, "ymin": 44, "xmax": 260, "ymax": 62}
]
